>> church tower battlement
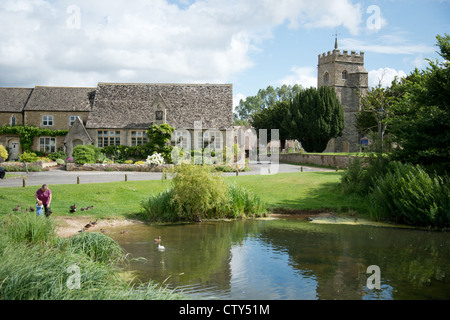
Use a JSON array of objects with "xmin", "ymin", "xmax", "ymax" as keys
[{"xmin": 317, "ymin": 40, "xmax": 368, "ymax": 153}]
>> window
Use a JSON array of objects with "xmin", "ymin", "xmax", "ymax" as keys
[
  {"xmin": 97, "ymin": 131, "xmax": 121, "ymax": 148},
  {"xmin": 10, "ymin": 116, "xmax": 16, "ymax": 126},
  {"xmin": 42, "ymin": 115, "xmax": 54, "ymax": 126},
  {"xmin": 324, "ymin": 72, "xmax": 329, "ymax": 84},
  {"xmin": 69, "ymin": 116, "xmax": 78, "ymax": 126},
  {"xmin": 131, "ymin": 131, "xmax": 148, "ymax": 146},
  {"xmin": 342, "ymin": 70, "xmax": 348, "ymax": 80},
  {"xmin": 39, "ymin": 137, "xmax": 56, "ymax": 153},
  {"xmin": 203, "ymin": 131, "xmax": 222, "ymax": 150},
  {"xmin": 173, "ymin": 131, "xmax": 189, "ymax": 149},
  {"xmin": 155, "ymin": 110, "xmax": 164, "ymax": 121}
]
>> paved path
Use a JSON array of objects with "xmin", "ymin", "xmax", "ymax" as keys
[{"xmin": 0, "ymin": 163, "xmax": 333, "ymax": 188}]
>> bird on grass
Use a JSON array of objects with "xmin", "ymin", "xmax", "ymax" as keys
[
  {"xmin": 29, "ymin": 206, "xmax": 35, "ymax": 212},
  {"xmin": 90, "ymin": 219, "xmax": 98, "ymax": 226},
  {"xmin": 70, "ymin": 204, "xmax": 77, "ymax": 210},
  {"xmin": 12, "ymin": 205, "xmax": 21, "ymax": 212}
]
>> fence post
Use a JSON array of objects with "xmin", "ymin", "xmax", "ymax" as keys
[
  {"xmin": 77, "ymin": 176, "xmax": 80, "ymax": 184},
  {"xmin": 23, "ymin": 178, "xmax": 26, "ymax": 188},
  {"xmin": 125, "ymin": 174, "xmax": 128, "ymax": 182}
]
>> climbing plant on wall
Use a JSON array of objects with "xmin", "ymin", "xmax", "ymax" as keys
[{"xmin": 0, "ymin": 125, "xmax": 68, "ymax": 152}]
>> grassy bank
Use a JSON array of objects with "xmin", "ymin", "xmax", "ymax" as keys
[
  {"xmin": 0, "ymin": 171, "xmax": 370, "ymax": 219},
  {"xmin": 0, "ymin": 214, "xmax": 183, "ymax": 300}
]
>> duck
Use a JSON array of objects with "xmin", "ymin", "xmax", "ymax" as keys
[
  {"xmin": 12, "ymin": 205, "xmax": 21, "ymax": 212},
  {"xmin": 84, "ymin": 222, "xmax": 92, "ymax": 229},
  {"xmin": 158, "ymin": 244, "xmax": 165, "ymax": 251},
  {"xmin": 90, "ymin": 219, "xmax": 98, "ymax": 226},
  {"xmin": 69, "ymin": 208, "xmax": 76, "ymax": 213},
  {"xmin": 154, "ymin": 235, "xmax": 161, "ymax": 243},
  {"xmin": 120, "ymin": 230, "xmax": 129, "ymax": 234},
  {"xmin": 70, "ymin": 204, "xmax": 77, "ymax": 210},
  {"xmin": 29, "ymin": 206, "xmax": 35, "ymax": 212}
]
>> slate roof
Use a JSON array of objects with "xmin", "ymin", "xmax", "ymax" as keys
[
  {"xmin": 24, "ymin": 86, "xmax": 96, "ymax": 112},
  {"xmin": 85, "ymin": 83, "xmax": 233, "ymax": 130},
  {"xmin": 0, "ymin": 88, "xmax": 34, "ymax": 112}
]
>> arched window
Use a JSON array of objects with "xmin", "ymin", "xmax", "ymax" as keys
[
  {"xmin": 342, "ymin": 70, "xmax": 348, "ymax": 80},
  {"xmin": 324, "ymin": 72, "xmax": 329, "ymax": 84},
  {"xmin": 10, "ymin": 116, "xmax": 16, "ymax": 126}
]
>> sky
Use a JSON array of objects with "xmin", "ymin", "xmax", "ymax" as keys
[{"xmin": 0, "ymin": 0, "xmax": 449, "ymax": 111}]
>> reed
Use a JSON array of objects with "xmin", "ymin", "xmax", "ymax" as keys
[{"xmin": 1, "ymin": 213, "xmax": 56, "ymax": 245}]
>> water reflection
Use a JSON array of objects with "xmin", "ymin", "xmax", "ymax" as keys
[{"xmin": 110, "ymin": 218, "xmax": 450, "ymax": 300}]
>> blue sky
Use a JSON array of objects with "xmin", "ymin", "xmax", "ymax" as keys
[{"xmin": 0, "ymin": 0, "xmax": 448, "ymax": 110}]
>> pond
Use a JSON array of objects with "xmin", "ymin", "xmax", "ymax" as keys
[{"xmin": 110, "ymin": 216, "xmax": 450, "ymax": 300}]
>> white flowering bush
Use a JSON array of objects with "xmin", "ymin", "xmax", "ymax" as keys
[{"xmin": 146, "ymin": 153, "xmax": 165, "ymax": 165}]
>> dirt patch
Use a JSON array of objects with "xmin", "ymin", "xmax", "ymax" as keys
[{"xmin": 54, "ymin": 216, "xmax": 143, "ymax": 238}]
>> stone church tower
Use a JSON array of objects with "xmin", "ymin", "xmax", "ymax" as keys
[{"xmin": 317, "ymin": 38, "xmax": 368, "ymax": 152}]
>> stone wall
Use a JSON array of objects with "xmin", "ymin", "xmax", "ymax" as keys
[
  {"xmin": 66, "ymin": 163, "xmax": 171, "ymax": 172},
  {"xmin": 279, "ymin": 153, "xmax": 361, "ymax": 169},
  {"xmin": 0, "ymin": 160, "xmax": 58, "ymax": 171}
]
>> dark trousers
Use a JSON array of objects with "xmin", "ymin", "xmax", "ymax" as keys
[{"xmin": 43, "ymin": 204, "xmax": 52, "ymax": 217}]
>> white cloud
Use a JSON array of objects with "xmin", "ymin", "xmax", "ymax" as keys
[
  {"xmin": 233, "ymin": 93, "xmax": 247, "ymax": 110},
  {"xmin": 340, "ymin": 37, "xmax": 435, "ymax": 55},
  {"xmin": 369, "ymin": 67, "xmax": 407, "ymax": 88},
  {"xmin": 277, "ymin": 66, "xmax": 317, "ymax": 89},
  {"xmin": 0, "ymin": 0, "xmax": 364, "ymax": 87}
]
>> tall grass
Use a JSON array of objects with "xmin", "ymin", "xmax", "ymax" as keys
[
  {"xmin": 226, "ymin": 183, "xmax": 266, "ymax": 219},
  {"xmin": 370, "ymin": 162, "xmax": 450, "ymax": 228},
  {"xmin": 1, "ymin": 213, "xmax": 56, "ymax": 245},
  {"xmin": 139, "ymin": 188, "xmax": 179, "ymax": 222},
  {"xmin": 0, "ymin": 214, "xmax": 184, "ymax": 300},
  {"xmin": 65, "ymin": 232, "xmax": 125, "ymax": 264}
]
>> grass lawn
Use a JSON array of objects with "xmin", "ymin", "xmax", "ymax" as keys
[{"xmin": 0, "ymin": 172, "xmax": 370, "ymax": 219}]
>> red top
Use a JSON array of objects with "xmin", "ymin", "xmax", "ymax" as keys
[{"xmin": 36, "ymin": 188, "xmax": 51, "ymax": 205}]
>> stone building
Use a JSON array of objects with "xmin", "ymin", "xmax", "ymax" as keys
[
  {"xmin": 0, "ymin": 82, "xmax": 233, "ymax": 159},
  {"xmin": 317, "ymin": 40, "xmax": 368, "ymax": 152}
]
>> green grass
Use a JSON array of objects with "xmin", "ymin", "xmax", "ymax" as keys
[{"xmin": 0, "ymin": 172, "xmax": 370, "ymax": 219}]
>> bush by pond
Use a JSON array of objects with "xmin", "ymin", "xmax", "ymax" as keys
[
  {"xmin": 340, "ymin": 157, "xmax": 450, "ymax": 228},
  {"xmin": 140, "ymin": 164, "xmax": 266, "ymax": 222},
  {"xmin": 370, "ymin": 162, "xmax": 450, "ymax": 228}
]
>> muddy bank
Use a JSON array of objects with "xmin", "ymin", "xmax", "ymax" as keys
[{"xmin": 54, "ymin": 216, "xmax": 144, "ymax": 238}]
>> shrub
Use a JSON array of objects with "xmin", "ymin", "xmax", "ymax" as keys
[
  {"xmin": 170, "ymin": 164, "xmax": 229, "ymax": 221},
  {"xmin": 134, "ymin": 161, "xmax": 146, "ymax": 165},
  {"xmin": 47, "ymin": 150, "xmax": 67, "ymax": 161},
  {"xmin": 19, "ymin": 152, "xmax": 40, "ymax": 163},
  {"xmin": 125, "ymin": 160, "xmax": 134, "ymax": 164},
  {"xmin": 0, "ymin": 144, "xmax": 8, "ymax": 161},
  {"xmin": 370, "ymin": 162, "xmax": 450, "ymax": 228},
  {"xmin": 340, "ymin": 155, "xmax": 391, "ymax": 195},
  {"xmin": 72, "ymin": 145, "xmax": 96, "ymax": 165}
]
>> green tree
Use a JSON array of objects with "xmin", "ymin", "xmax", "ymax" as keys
[
  {"xmin": 234, "ymin": 84, "xmax": 303, "ymax": 121},
  {"xmin": 146, "ymin": 124, "xmax": 175, "ymax": 162},
  {"xmin": 251, "ymin": 100, "xmax": 291, "ymax": 149},
  {"xmin": 283, "ymin": 86, "xmax": 344, "ymax": 153},
  {"xmin": 387, "ymin": 34, "xmax": 450, "ymax": 173}
]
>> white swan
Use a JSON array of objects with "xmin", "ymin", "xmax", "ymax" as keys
[{"xmin": 158, "ymin": 244, "xmax": 165, "ymax": 251}]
